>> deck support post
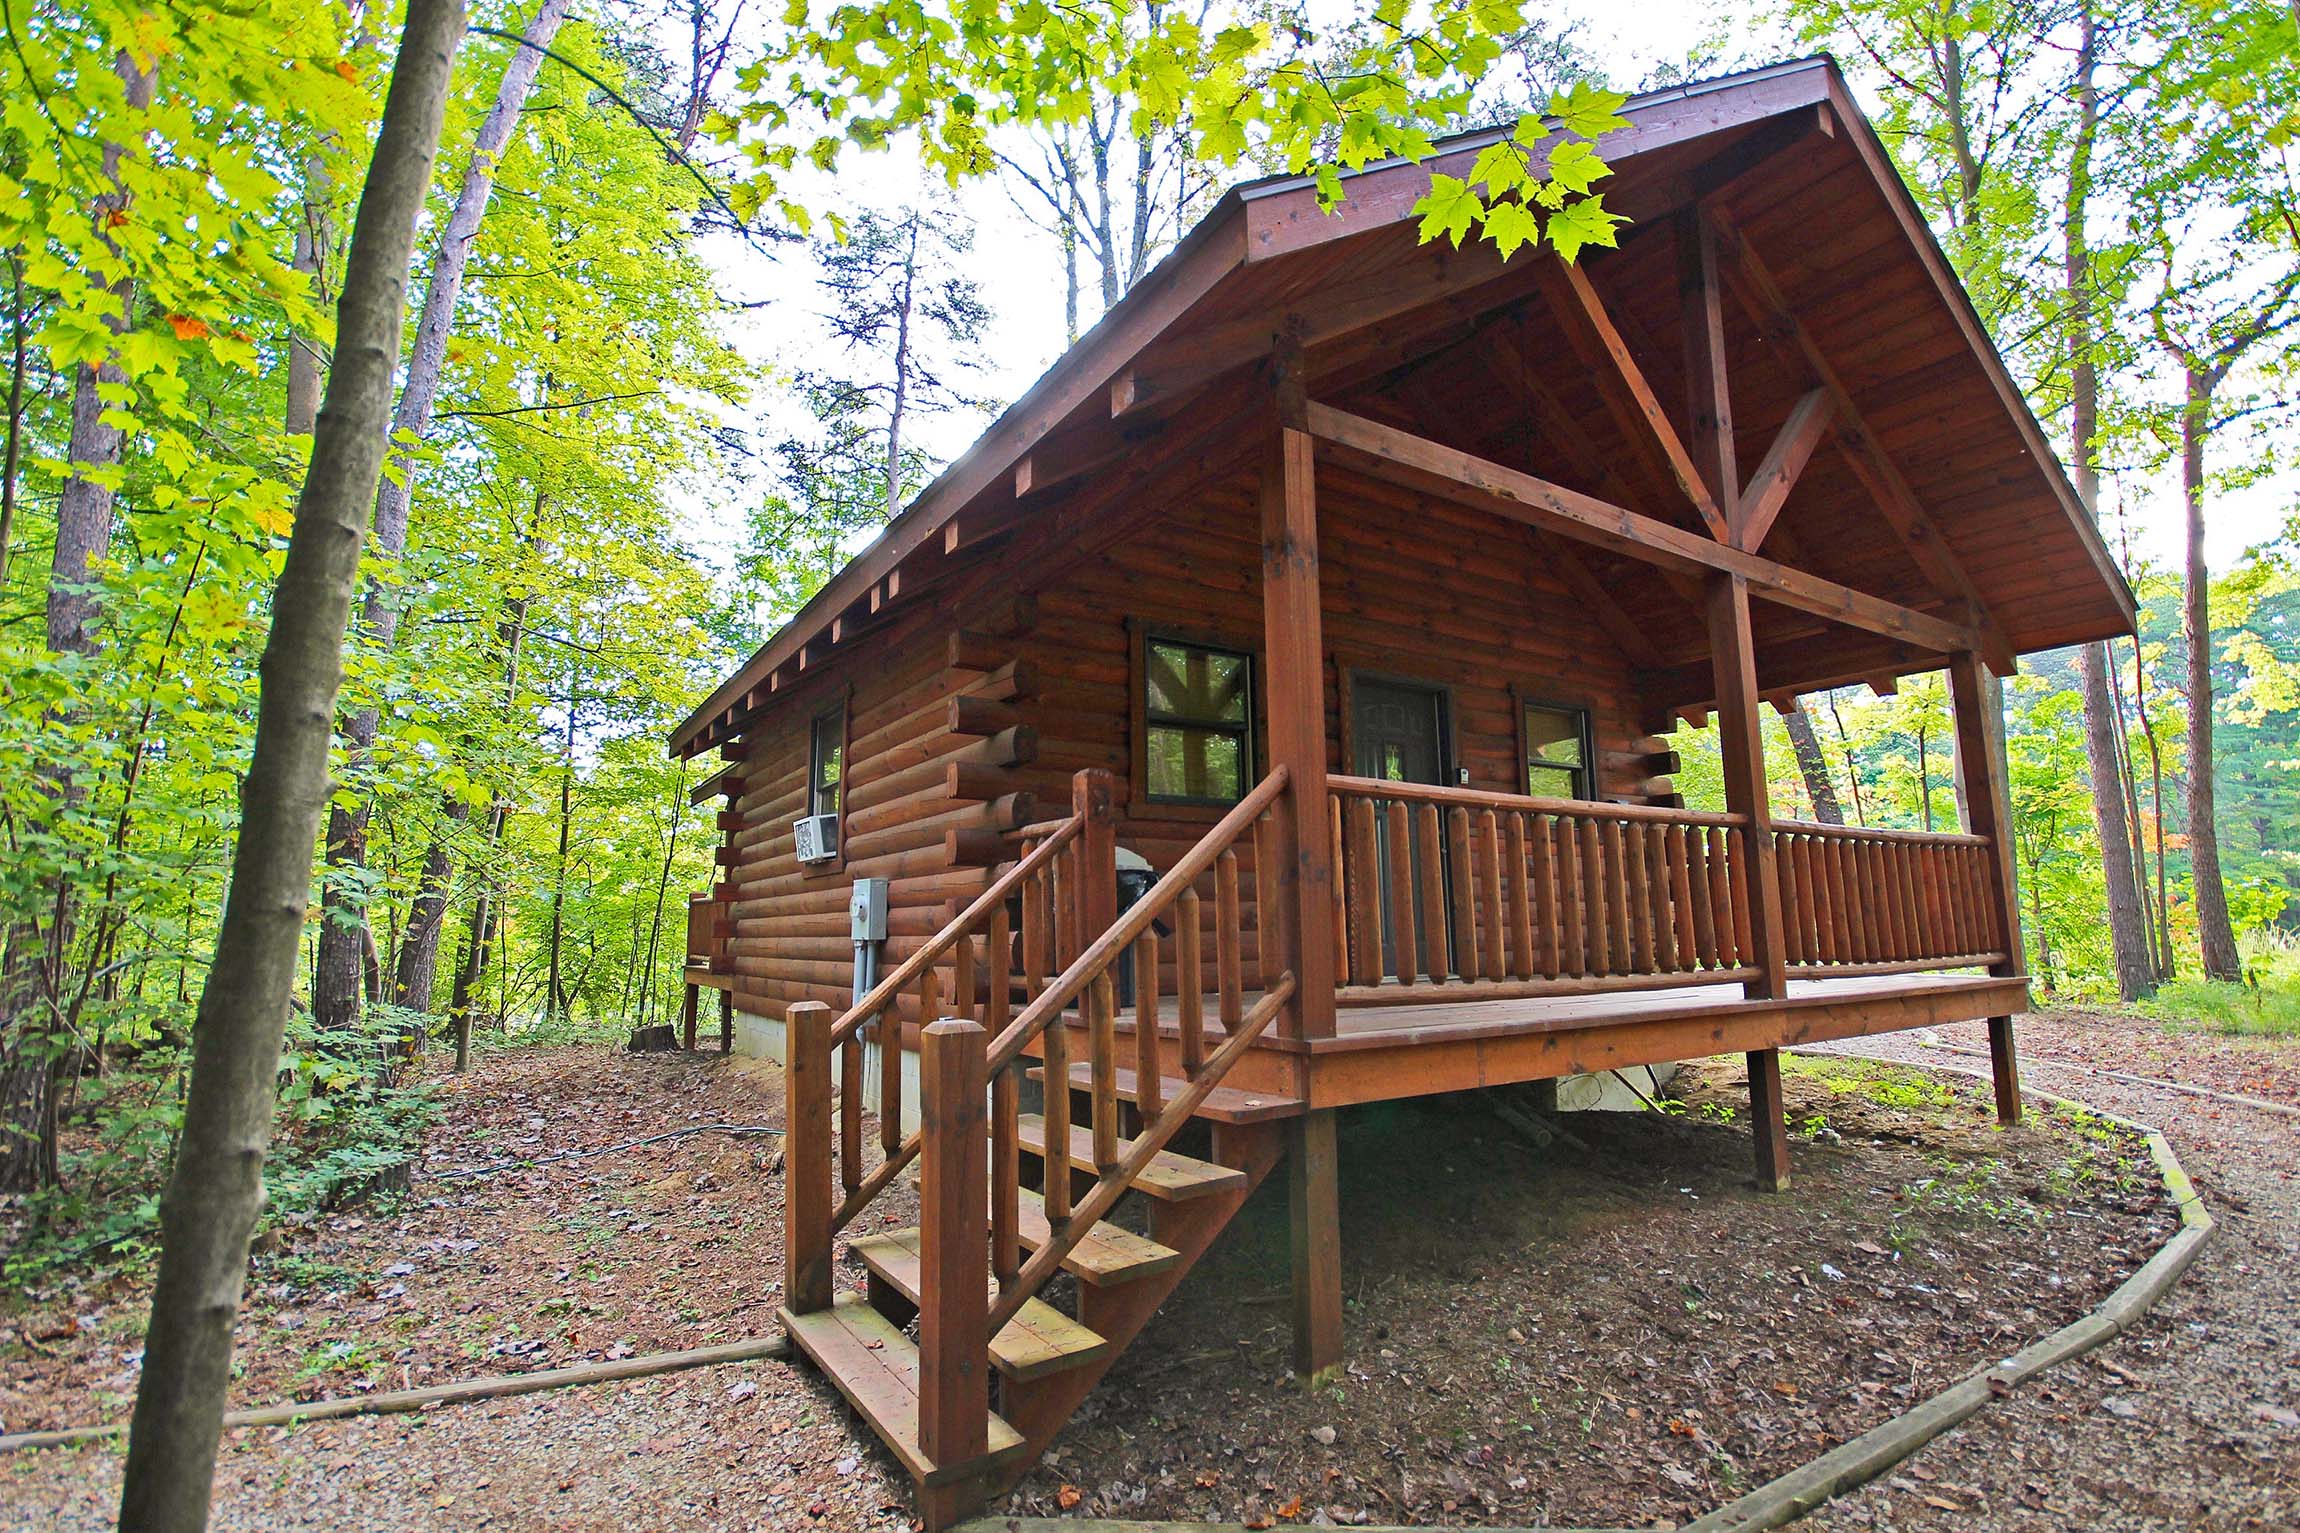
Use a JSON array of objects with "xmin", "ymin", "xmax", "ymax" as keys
[
  {"xmin": 1288, "ymin": 1106, "xmax": 1343, "ymax": 1384},
  {"xmin": 782, "ymin": 1001, "xmax": 835, "ymax": 1313},
  {"xmin": 681, "ymin": 982, "xmax": 700, "ymax": 1051},
  {"xmin": 918, "ymin": 1016, "xmax": 990, "ymax": 1470},
  {"xmin": 1746, "ymin": 1047, "xmax": 1791, "ymax": 1192},
  {"xmin": 719, "ymin": 987, "xmax": 733, "ymax": 1052},
  {"xmin": 1705, "ymin": 573, "xmax": 1792, "ymax": 1186},
  {"xmin": 1260, "ymin": 329, "xmax": 1337, "ymax": 1045},
  {"xmin": 1949, "ymin": 650, "xmax": 2026, "ymax": 1125}
]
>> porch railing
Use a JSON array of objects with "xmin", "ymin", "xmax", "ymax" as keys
[
  {"xmin": 1328, "ymin": 775, "xmax": 2002, "ymax": 1002},
  {"xmin": 1773, "ymin": 819, "xmax": 2008, "ymax": 975}
]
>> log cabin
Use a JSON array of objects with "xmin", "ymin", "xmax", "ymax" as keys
[{"xmin": 667, "ymin": 58, "xmax": 2136, "ymax": 1527}]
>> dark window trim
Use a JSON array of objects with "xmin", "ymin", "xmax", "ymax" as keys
[
  {"xmin": 1513, "ymin": 687, "xmax": 1595, "ymax": 802},
  {"xmin": 805, "ymin": 690, "xmax": 850, "ymax": 872},
  {"xmin": 1130, "ymin": 621, "xmax": 1261, "ymax": 813}
]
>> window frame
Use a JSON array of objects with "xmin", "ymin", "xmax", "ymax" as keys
[
  {"xmin": 1514, "ymin": 691, "xmax": 1594, "ymax": 802},
  {"xmin": 1131, "ymin": 624, "xmax": 1260, "ymax": 812},
  {"xmin": 804, "ymin": 692, "xmax": 849, "ymax": 869}
]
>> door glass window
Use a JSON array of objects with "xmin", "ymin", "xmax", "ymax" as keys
[
  {"xmin": 1144, "ymin": 639, "xmax": 1253, "ymax": 804},
  {"xmin": 1524, "ymin": 703, "xmax": 1589, "ymax": 799}
]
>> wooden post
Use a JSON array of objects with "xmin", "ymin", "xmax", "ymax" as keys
[
  {"xmin": 681, "ymin": 982, "xmax": 699, "ymax": 1051},
  {"xmin": 717, "ymin": 988, "xmax": 733, "ymax": 1052},
  {"xmin": 918, "ymin": 1016, "xmax": 989, "ymax": 1468},
  {"xmin": 1707, "ymin": 574, "xmax": 1792, "ymax": 1189},
  {"xmin": 1677, "ymin": 207, "xmax": 1739, "ymax": 537},
  {"xmin": 1747, "ymin": 1046, "xmax": 1791, "ymax": 1192},
  {"xmin": 1949, "ymin": 650, "xmax": 2025, "ymax": 1126},
  {"xmin": 1288, "ymin": 1106, "xmax": 1343, "ymax": 1384},
  {"xmin": 1704, "ymin": 574, "xmax": 1787, "ymax": 998},
  {"xmin": 1260, "ymin": 345, "xmax": 1337, "ymax": 1043},
  {"xmin": 1073, "ymin": 768, "xmax": 1118, "ymax": 952},
  {"xmin": 782, "ymin": 1001, "xmax": 834, "ymax": 1313}
]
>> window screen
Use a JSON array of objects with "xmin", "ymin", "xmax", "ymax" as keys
[
  {"xmin": 1524, "ymin": 702, "xmax": 1589, "ymax": 800},
  {"xmin": 1143, "ymin": 638, "xmax": 1253, "ymax": 804}
]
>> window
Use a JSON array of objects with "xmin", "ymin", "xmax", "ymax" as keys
[
  {"xmin": 1141, "ymin": 636, "xmax": 1253, "ymax": 805},
  {"xmin": 1523, "ymin": 702, "xmax": 1590, "ymax": 799},
  {"xmin": 808, "ymin": 703, "xmax": 844, "ymax": 822}
]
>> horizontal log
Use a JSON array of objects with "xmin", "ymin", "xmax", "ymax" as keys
[
  {"xmin": 946, "ymin": 761, "xmax": 1017, "ymax": 802},
  {"xmin": 948, "ymin": 630, "xmax": 1010, "ymax": 671},
  {"xmin": 949, "ymin": 694, "xmax": 1022, "ymax": 736},
  {"xmin": 1329, "ymin": 773, "xmax": 1745, "ymax": 827}
]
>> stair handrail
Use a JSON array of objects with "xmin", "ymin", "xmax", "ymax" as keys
[
  {"xmin": 828, "ymin": 812, "xmax": 1083, "ymax": 1051},
  {"xmin": 982, "ymin": 765, "xmax": 1288, "ymax": 1076},
  {"xmin": 821, "ymin": 813, "xmax": 1083, "ymax": 1241}
]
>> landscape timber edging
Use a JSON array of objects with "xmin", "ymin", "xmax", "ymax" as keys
[{"xmin": 957, "ymin": 1070, "xmax": 2216, "ymax": 1533}]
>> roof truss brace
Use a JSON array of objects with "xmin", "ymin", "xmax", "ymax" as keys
[
  {"xmin": 1302, "ymin": 399, "xmax": 1981, "ymax": 657},
  {"xmin": 1703, "ymin": 205, "xmax": 2015, "ymax": 673}
]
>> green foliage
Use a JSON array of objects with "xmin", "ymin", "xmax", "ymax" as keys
[{"xmin": 2141, "ymin": 928, "xmax": 2300, "ymax": 1035}]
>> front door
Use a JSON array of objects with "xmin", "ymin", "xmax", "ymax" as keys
[{"xmin": 1350, "ymin": 678, "xmax": 1450, "ymax": 978}]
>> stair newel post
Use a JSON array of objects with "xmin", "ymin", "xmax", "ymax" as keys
[
  {"xmin": 1072, "ymin": 768, "xmax": 1118, "ymax": 948},
  {"xmin": 783, "ymin": 1001, "xmax": 835, "ymax": 1314},
  {"xmin": 918, "ymin": 1016, "xmax": 990, "ymax": 1469}
]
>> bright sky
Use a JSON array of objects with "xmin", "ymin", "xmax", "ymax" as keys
[{"xmin": 683, "ymin": 0, "xmax": 2293, "ymax": 610}]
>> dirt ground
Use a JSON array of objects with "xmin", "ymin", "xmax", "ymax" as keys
[
  {"xmin": 1800, "ymin": 1010, "xmax": 2300, "ymax": 1533},
  {"xmin": 1, "ymin": 1007, "xmax": 2288, "ymax": 1532}
]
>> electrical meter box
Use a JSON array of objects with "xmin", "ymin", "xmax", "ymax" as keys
[{"xmin": 848, "ymin": 878, "xmax": 890, "ymax": 944}]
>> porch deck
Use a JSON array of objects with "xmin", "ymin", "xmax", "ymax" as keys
[{"xmin": 1051, "ymin": 968, "xmax": 2026, "ymax": 1111}]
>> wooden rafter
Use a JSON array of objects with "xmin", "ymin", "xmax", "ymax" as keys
[
  {"xmin": 1303, "ymin": 401, "xmax": 1980, "ymax": 656},
  {"xmin": 1735, "ymin": 388, "xmax": 1833, "ymax": 551},
  {"xmin": 1536, "ymin": 257, "xmax": 1732, "ymax": 542},
  {"xmin": 1704, "ymin": 206, "xmax": 2016, "ymax": 672},
  {"xmin": 1676, "ymin": 208, "xmax": 1737, "ymax": 513}
]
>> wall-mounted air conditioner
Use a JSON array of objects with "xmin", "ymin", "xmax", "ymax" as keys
[{"xmin": 793, "ymin": 813, "xmax": 839, "ymax": 864}]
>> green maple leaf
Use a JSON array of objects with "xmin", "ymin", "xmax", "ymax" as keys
[
  {"xmin": 1546, "ymin": 196, "xmax": 1626, "ymax": 262},
  {"xmin": 1414, "ymin": 173, "xmax": 1483, "ymax": 248}
]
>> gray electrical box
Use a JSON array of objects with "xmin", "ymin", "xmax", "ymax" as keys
[{"xmin": 849, "ymin": 877, "xmax": 890, "ymax": 943}]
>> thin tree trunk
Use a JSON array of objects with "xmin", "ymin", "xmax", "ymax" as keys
[
  {"xmin": 116, "ymin": 11, "xmax": 464, "ymax": 1526},
  {"xmin": 1, "ymin": 252, "xmax": 30, "ymax": 590},
  {"xmin": 2104, "ymin": 639, "xmax": 2165, "ymax": 977},
  {"xmin": 1823, "ymin": 691, "xmax": 1867, "ymax": 825},
  {"xmin": 638, "ymin": 767, "xmax": 688, "ymax": 1029},
  {"xmin": 314, "ymin": 0, "xmax": 572, "ymax": 1035},
  {"xmin": 1782, "ymin": 707, "xmax": 1843, "ymax": 824},
  {"xmin": 544, "ymin": 691, "xmax": 577, "ymax": 1023},
  {"xmin": 2179, "ymin": 365, "xmax": 2242, "ymax": 980},
  {"xmin": 2062, "ymin": 1, "xmax": 2155, "ymax": 999},
  {"xmin": 2130, "ymin": 635, "xmax": 2175, "ymax": 974},
  {"xmin": 883, "ymin": 219, "xmax": 917, "ymax": 518},
  {"xmin": 391, "ymin": 798, "xmax": 470, "ymax": 1013},
  {"xmin": 1915, "ymin": 721, "xmax": 1933, "ymax": 833}
]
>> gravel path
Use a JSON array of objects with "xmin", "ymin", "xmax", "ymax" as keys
[{"xmin": 1798, "ymin": 1010, "xmax": 2300, "ymax": 1532}]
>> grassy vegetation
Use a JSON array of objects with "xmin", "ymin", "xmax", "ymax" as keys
[{"xmin": 2139, "ymin": 929, "xmax": 2300, "ymax": 1038}]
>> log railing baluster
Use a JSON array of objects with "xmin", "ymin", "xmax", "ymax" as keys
[
  {"xmin": 1531, "ymin": 814, "xmax": 1561, "ymax": 978},
  {"xmin": 1442, "ymin": 807, "xmax": 1473, "ymax": 979},
  {"xmin": 1385, "ymin": 800, "xmax": 1418, "ymax": 985},
  {"xmin": 1253, "ymin": 809, "xmax": 1280, "ymax": 992},
  {"xmin": 1345, "ymin": 794, "xmax": 1381, "ymax": 985},
  {"xmin": 1603, "ymin": 820, "xmax": 1632, "ymax": 974},
  {"xmin": 1477, "ymin": 809, "xmax": 1506, "ymax": 981},
  {"xmin": 1728, "ymin": 828, "xmax": 1755, "ymax": 965},
  {"xmin": 1088, "ymin": 971, "xmax": 1119, "ymax": 1172},
  {"xmin": 1687, "ymin": 826, "xmax": 1716, "ymax": 968},
  {"xmin": 1579, "ymin": 818, "xmax": 1607, "ymax": 974},
  {"xmin": 1176, "ymin": 887, "xmax": 1204, "ymax": 1073},
  {"xmin": 1329, "ymin": 794, "xmax": 1348, "ymax": 975},
  {"xmin": 1555, "ymin": 817, "xmax": 1582, "ymax": 975},
  {"xmin": 1216, "ymin": 848, "xmax": 1243, "ymax": 1036},
  {"xmin": 1416, "ymin": 803, "xmax": 1447, "ymax": 981},
  {"xmin": 1506, "ymin": 812, "xmax": 1534, "ymax": 981},
  {"xmin": 839, "ymin": 1019, "xmax": 864, "ymax": 1198},
  {"xmin": 1134, "ymin": 928, "xmax": 1162, "ymax": 1117},
  {"xmin": 1041, "ymin": 985, "xmax": 1071, "ymax": 1228},
  {"xmin": 1626, "ymin": 821, "xmax": 1656, "ymax": 973}
]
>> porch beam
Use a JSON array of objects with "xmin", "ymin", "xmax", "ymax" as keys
[
  {"xmin": 1704, "ymin": 207, "xmax": 2016, "ymax": 673},
  {"xmin": 1537, "ymin": 257, "xmax": 1732, "ymax": 542},
  {"xmin": 1947, "ymin": 650, "xmax": 2026, "ymax": 1125},
  {"xmin": 1735, "ymin": 388, "xmax": 1833, "ymax": 552},
  {"xmin": 1302, "ymin": 401, "xmax": 1981, "ymax": 656}
]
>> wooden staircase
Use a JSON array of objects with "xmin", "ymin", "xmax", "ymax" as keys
[{"xmin": 775, "ymin": 766, "xmax": 1310, "ymax": 1528}]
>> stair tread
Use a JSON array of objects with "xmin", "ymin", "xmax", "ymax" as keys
[
  {"xmin": 1031, "ymin": 1061, "xmax": 1303, "ymax": 1123},
  {"xmin": 1013, "ymin": 1186, "xmax": 1180, "ymax": 1285},
  {"xmin": 780, "ymin": 1296, "xmax": 1027, "ymax": 1486},
  {"xmin": 849, "ymin": 1230, "xmax": 1112, "ymax": 1382},
  {"xmin": 1015, "ymin": 1113, "xmax": 1248, "ymax": 1199}
]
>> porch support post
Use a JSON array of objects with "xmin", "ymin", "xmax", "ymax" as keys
[
  {"xmin": 782, "ymin": 1001, "xmax": 835, "ymax": 1312},
  {"xmin": 1260, "ymin": 334, "xmax": 1336, "ymax": 1045},
  {"xmin": 1705, "ymin": 573, "xmax": 1792, "ymax": 1191},
  {"xmin": 1288, "ymin": 1106, "xmax": 1343, "ymax": 1384},
  {"xmin": 1948, "ymin": 650, "xmax": 2026, "ymax": 1125}
]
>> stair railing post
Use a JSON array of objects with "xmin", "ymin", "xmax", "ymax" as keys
[
  {"xmin": 918, "ymin": 1015, "xmax": 989, "ymax": 1468},
  {"xmin": 783, "ymin": 1001, "xmax": 835, "ymax": 1313},
  {"xmin": 1072, "ymin": 768, "xmax": 1118, "ymax": 949}
]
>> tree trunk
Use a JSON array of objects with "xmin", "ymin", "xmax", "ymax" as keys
[
  {"xmin": 544, "ymin": 691, "xmax": 577, "ymax": 1023},
  {"xmin": 0, "ymin": 51, "xmax": 157, "ymax": 1196},
  {"xmin": 1782, "ymin": 707, "xmax": 1843, "ymax": 824},
  {"xmin": 883, "ymin": 218, "xmax": 917, "ymax": 518},
  {"xmin": 313, "ymin": 0, "xmax": 571, "ymax": 1035},
  {"xmin": 115, "ymin": 10, "xmax": 464, "ymax": 1526},
  {"xmin": 2061, "ymin": 2, "xmax": 2155, "ymax": 999},
  {"xmin": 390, "ymin": 797, "xmax": 470, "ymax": 1014},
  {"xmin": 2179, "ymin": 365, "xmax": 2242, "ymax": 980},
  {"xmin": 637, "ymin": 767, "xmax": 689, "ymax": 1028}
]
